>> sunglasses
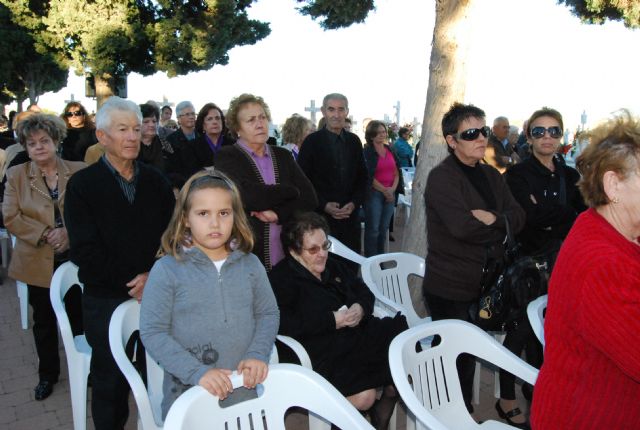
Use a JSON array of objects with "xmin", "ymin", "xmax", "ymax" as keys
[
  {"xmin": 530, "ymin": 126, "xmax": 562, "ymax": 139},
  {"xmin": 454, "ymin": 126, "xmax": 490, "ymax": 141},
  {"xmin": 302, "ymin": 240, "xmax": 332, "ymax": 255},
  {"xmin": 65, "ymin": 111, "xmax": 84, "ymax": 117}
]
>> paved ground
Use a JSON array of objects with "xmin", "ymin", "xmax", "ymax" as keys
[{"xmin": 0, "ymin": 215, "xmax": 530, "ymax": 429}]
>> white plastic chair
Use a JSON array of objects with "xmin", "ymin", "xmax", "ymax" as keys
[
  {"xmin": 50, "ymin": 261, "xmax": 91, "ymax": 430},
  {"xmin": 527, "ymin": 294, "xmax": 548, "ymax": 347},
  {"xmin": 328, "ymin": 234, "xmax": 366, "ymax": 265},
  {"xmin": 9, "ymin": 235, "xmax": 29, "ymax": 330},
  {"xmin": 109, "ymin": 299, "xmax": 165, "ymax": 430},
  {"xmin": 361, "ymin": 252, "xmax": 429, "ymax": 328},
  {"xmin": 389, "ymin": 320, "xmax": 539, "ymax": 430},
  {"xmin": 163, "ymin": 363, "xmax": 374, "ymax": 430}
]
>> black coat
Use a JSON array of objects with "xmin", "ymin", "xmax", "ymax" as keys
[
  {"xmin": 298, "ymin": 128, "xmax": 368, "ymax": 210},
  {"xmin": 505, "ymin": 154, "xmax": 587, "ymax": 255},
  {"xmin": 61, "ymin": 127, "xmax": 98, "ymax": 162},
  {"xmin": 215, "ymin": 144, "xmax": 318, "ymax": 270},
  {"xmin": 269, "ymin": 255, "xmax": 407, "ymax": 396}
]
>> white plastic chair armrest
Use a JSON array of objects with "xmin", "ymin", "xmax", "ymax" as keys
[{"xmin": 276, "ymin": 335, "xmax": 312, "ymax": 369}]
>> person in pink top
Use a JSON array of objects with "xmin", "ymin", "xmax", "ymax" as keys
[
  {"xmin": 531, "ymin": 110, "xmax": 640, "ymax": 429},
  {"xmin": 363, "ymin": 120, "xmax": 403, "ymax": 257}
]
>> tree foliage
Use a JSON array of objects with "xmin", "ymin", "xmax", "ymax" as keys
[
  {"xmin": 3, "ymin": 0, "xmax": 270, "ymax": 79},
  {"xmin": 0, "ymin": 3, "xmax": 67, "ymax": 106},
  {"xmin": 559, "ymin": 0, "xmax": 640, "ymax": 27},
  {"xmin": 296, "ymin": 0, "xmax": 374, "ymax": 29}
]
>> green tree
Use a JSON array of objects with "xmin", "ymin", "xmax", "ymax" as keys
[
  {"xmin": 0, "ymin": 3, "xmax": 67, "ymax": 109},
  {"xmin": 559, "ymin": 0, "xmax": 640, "ymax": 27},
  {"xmin": 2, "ymin": 0, "xmax": 270, "ymax": 106}
]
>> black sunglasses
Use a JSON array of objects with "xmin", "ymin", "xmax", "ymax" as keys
[
  {"xmin": 530, "ymin": 126, "xmax": 562, "ymax": 139},
  {"xmin": 454, "ymin": 126, "xmax": 490, "ymax": 141},
  {"xmin": 65, "ymin": 111, "xmax": 84, "ymax": 117}
]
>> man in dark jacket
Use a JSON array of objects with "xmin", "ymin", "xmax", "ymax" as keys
[
  {"xmin": 65, "ymin": 97, "xmax": 174, "ymax": 430},
  {"xmin": 297, "ymin": 93, "xmax": 368, "ymax": 253}
]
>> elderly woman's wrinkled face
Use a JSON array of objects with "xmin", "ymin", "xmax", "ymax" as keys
[
  {"xmin": 609, "ymin": 169, "xmax": 640, "ymax": 240},
  {"xmin": 292, "ymin": 228, "xmax": 330, "ymax": 279},
  {"xmin": 236, "ymin": 102, "xmax": 269, "ymax": 147},
  {"xmin": 26, "ymin": 130, "xmax": 57, "ymax": 165}
]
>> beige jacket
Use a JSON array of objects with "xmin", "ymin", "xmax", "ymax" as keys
[{"xmin": 3, "ymin": 158, "xmax": 86, "ymax": 287}]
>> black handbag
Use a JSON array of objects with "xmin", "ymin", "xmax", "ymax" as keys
[{"xmin": 468, "ymin": 216, "xmax": 553, "ymax": 331}]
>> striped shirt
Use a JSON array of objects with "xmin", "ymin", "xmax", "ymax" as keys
[{"xmin": 100, "ymin": 155, "xmax": 139, "ymax": 204}]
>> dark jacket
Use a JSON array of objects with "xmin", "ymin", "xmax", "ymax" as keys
[
  {"xmin": 298, "ymin": 128, "xmax": 368, "ymax": 210},
  {"xmin": 215, "ymin": 144, "xmax": 318, "ymax": 270},
  {"xmin": 64, "ymin": 159, "xmax": 175, "ymax": 298},
  {"xmin": 363, "ymin": 143, "xmax": 404, "ymax": 197},
  {"xmin": 61, "ymin": 127, "xmax": 98, "ymax": 162},
  {"xmin": 485, "ymin": 134, "xmax": 517, "ymax": 172},
  {"xmin": 423, "ymin": 155, "xmax": 526, "ymax": 301},
  {"xmin": 165, "ymin": 128, "xmax": 200, "ymax": 184},
  {"xmin": 187, "ymin": 134, "xmax": 235, "ymax": 173},
  {"xmin": 505, "ymin": 154, "xmax": 586, "ymax": 255}
]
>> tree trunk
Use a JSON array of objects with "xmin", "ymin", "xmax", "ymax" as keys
[
  {"xmin": 94, "ymin": 73, "xmax": 117, "ymax": 109},
  {"xmin": 402, "ymin": 0, "xmax": 477, "ymax": 315}
]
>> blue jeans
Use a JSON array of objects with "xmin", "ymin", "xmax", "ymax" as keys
[{"xmin": 364, "ymin": 190, "xmax": 395, "ymax": 257}]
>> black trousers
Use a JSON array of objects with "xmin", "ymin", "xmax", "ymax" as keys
[
  {"xmin": 83, "ymin": 294, "xmax": 130, "ymax": 430},
  {"xmin": 498, "ymin": 317, "xmax": 543, "ymax": 399},
  {"xmin": 323, "ymin": 209, "xmax": 361, "ymax": 254},
  {"xmin": 28, "ymin": 281, "xmax": 82, "ymax": 382},
  {"xmin": 423, "ymin": 291, "xmax": 477, "ymax": 412}
]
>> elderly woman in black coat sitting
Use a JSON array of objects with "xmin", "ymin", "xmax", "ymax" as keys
[{"xmin": 269, "ymin": 212, "xmax": 408, "ymax": 429}]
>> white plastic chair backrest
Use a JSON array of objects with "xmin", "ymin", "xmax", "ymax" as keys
[
  {"xmin": 527, "ymin": 294, "xmax": 548, "ymax": 347},
  {"xmin": 361, "ymin": 252, "xmax": 427, "ymax": 327},
  {"xmin": 163, "ymin": 364, "xmax": 373, "ymax": 430},
  {"xmin": 109, "ymin": 299, "xmax": 164, "ymax": 429},
  {"xmin": 389, "ymin": 320, "xmax": 539, "ymax": 430},
  {"xmin": 328, "ymin": 235, "xmax": 366, "ymax": 266},
  {"xmin": 50, "ymin": 261, "xmax": 87, "ymax": 355}
]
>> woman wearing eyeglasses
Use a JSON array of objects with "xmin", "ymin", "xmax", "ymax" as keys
[
  {"xmin": 423, "ymin": 102, "xmax": 525, "ymax": 414},
  {"xmin": 269, "ymin": 212, "xmax": 408, "ymax": 429},
  {"xmin": 60, "ymin": 102, "xmax": 97, "ymax": 162},
  {"xmin": 497, "ymin": 108, "xmax": 586, "ymax": 427}
]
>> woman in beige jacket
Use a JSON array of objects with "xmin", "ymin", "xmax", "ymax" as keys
[{"xmin": 3, "ymin": 114, "xmax": 86, "ymax": 400}]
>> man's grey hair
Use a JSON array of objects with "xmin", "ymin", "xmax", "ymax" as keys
[
  {"xmin": 493, "ymin": 116, "xmax": 509, "ymax": 125},
  {"xmin": 322, "ymin": 93, "xmax": 349, "ymax": 109},
  {"xmin": 95, "ymin": 97, "xmax": 142, "ymax": 131},
  {"xmin": 175, "ymin": 101, "xmax": 195, "ymax": 117}
]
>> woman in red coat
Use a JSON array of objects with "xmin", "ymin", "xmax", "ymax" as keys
[{"xmin": 531, "ymin": 110, "xmax": 640, "ymax": 429}]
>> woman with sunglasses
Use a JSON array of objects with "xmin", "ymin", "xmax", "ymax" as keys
[
  {"xmin": 60, "ymin": 101, "xmax": 97, "ymax": 162},
  {"xmin": 497, "ymin": 108, "xmax": 586, "ymax": 428},
  {"xmin": 423, "ymin": 102, "xmax": 525, "ymax": 414},
  {"xmin": 269, "ymin": 212, "xmax": 408, "ymax": 429}
]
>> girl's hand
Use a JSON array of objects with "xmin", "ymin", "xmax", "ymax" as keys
[
  {"xmin": 198, "ymin": 368, "xmax": 233, "ymax": 399},
  {"xmin": 237, "ymin": 359, "xmax": 268, "ymax": 389}
]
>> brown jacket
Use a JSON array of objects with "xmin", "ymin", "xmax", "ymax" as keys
[
  {"xmin": 3, "ymin": 158, "xmax": 86, "ymax": 287},
  {"xmin": 423, "ymin": 155, "xmax": 525, "ymax": 301}
]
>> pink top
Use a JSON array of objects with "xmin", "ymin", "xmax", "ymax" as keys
[{"xmin": 374, "ymin": 147, "xmax": 397, "ymax": 188}]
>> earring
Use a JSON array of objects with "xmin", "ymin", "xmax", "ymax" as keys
[{"xmin": 612, "ymin": 196, "xmax": 620, "ymax": 204}]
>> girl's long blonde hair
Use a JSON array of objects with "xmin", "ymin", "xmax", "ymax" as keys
[{"xmin": 160, "ymin": 168, "xmax": 254, "ymax": 259}]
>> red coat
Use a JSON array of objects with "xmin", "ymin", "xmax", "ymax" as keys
[{"xmin": 531, "ymin": 208, "xmax": 640, "ymax": 429}]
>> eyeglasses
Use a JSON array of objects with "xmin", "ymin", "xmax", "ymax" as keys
[
  {"xmin": 454, "ymin": 126, "xmax": 490, "ymax": 141},
  {"xmin": 179, "ymin": 112, "xmax": 196, "ymax": 118},
  {"xmin": 65, "ymin": 111, "xmax": 84, "ymax": 117},
  {"xmin": 530, "ymin": 126, "xmax": 562, "ymax": 139},
  {"xmin": 302, "ymin": 240, "xmax": 332, "ymax": 255}
]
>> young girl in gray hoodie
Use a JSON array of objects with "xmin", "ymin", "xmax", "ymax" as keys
[{"xmin": 140, "ymin": 169, "xmax": 279, "ymax": 418}]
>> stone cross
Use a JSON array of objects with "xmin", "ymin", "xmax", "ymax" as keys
[
  {"xmin": 64, "ymin": 94, "xmax": 76, "ymax": 104},
  {"xmin": 305, "ymin": 99, "xmax": 321, "ymax": 125},
  {"xmin": 412, "ymin": 117, "xmax": 420, "ymax": 142},
  {"xmin": 158, "ymin": 95, "xmax": 174, "ymax": 108},
  {"xmin": 394, "ymin": 101, "xmax": 401, "ymax": 124}
]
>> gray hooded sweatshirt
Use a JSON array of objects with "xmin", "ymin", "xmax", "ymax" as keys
[{"xmin": 140, "ymin": 247, "xmax": 279, "ymax": 417}]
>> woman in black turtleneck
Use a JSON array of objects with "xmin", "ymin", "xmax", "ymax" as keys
[{"xmin": 422, "ymin": 102, "xmax": 525, "ymax": 415}]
